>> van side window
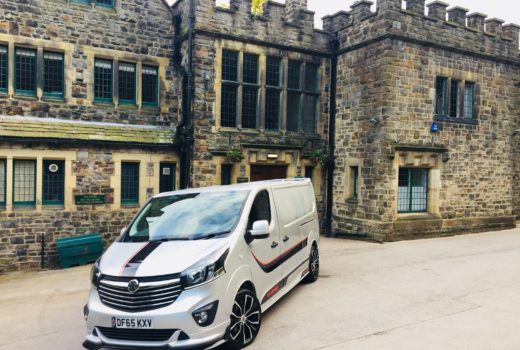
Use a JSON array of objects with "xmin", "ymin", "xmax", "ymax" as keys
[{"xmin": 248, "ymin": 190, "xmax": 271, "ymax": 229}]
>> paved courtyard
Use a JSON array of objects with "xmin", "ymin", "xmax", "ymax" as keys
[{"xmin": 1, "ymin": 228, "xmax": 519, "ymax": 350}]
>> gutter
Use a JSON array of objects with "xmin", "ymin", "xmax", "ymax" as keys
[{"xmin": 325, "ymin": 36, "xmax": 339, "ymax": 237}]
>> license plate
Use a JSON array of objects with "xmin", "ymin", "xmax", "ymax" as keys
[{"xmin": 111, "ymin": 317, "xmax": 153, "ymax": 329}]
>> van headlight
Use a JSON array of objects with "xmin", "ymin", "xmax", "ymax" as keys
[
  {"xmin": 181, "ymin": 249, "xmax": 229, "ymax": 289},
  {"xmin": 90, "ymin": 259, "xmax": 101, "ymax": 289}
]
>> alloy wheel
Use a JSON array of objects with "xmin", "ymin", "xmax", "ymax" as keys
[{"xmin": 228, "ymin": 289, "xmax": 261, "ymax": 348}]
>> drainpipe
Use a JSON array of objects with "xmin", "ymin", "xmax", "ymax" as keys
[
  {"xmin": 180, "ymin": 0, "xmax": 195, "ymax": 189},
  {"xmin": 325, "ymin": 37, "xmax": 339, "ymax": 237}
]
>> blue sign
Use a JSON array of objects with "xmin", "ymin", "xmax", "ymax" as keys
[{"xmin": 430, "ymin": 122, "xmax": 439, "ymax": 133}]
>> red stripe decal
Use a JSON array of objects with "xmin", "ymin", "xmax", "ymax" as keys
[{"xmin": 119, "ymin": 242, "xmax": 148, "ymax": 276}]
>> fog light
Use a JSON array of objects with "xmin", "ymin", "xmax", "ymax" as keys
[
  {"xmin": 83, "ymin": 304, "xmax": 89, "ymax": 321},
  {"xmin": 192, "ymin": 301, "xmax": 219, "ymax": 327}
]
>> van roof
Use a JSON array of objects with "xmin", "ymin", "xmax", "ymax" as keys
[{"xmin": 154, "ymin": 178, "xmax": 312, "ymax": 198}]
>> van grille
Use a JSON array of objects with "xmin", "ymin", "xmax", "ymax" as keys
[
  {"xmin": 98, "ymin": 327, "xmax": 177, "ymax": 342},
  {"xmin": 98, "ymin": 276, "xmax": 183, "ymax": 312}
]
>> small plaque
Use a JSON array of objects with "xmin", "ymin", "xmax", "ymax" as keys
[
  {"xmin": 237, "ymin": 177, "xmax": 249, "ymax": 184},
  {"xmin": 162, "ymin": 167, "xmax": 171, "ymax": 176},
  {"xmin": 75, "ymin": 194, "xmax": 106, "ymax": 205},
  {"xmin": 48, "ymin": 163, "xmax": 59, "ymax": 173}
]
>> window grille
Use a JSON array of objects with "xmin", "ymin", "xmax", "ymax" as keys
[
  {"xmin": 43, "ymin": 160, "xmax": 65, "ymax": 205},
  {"xmin": 243, "ymin": 53, "xmax": 258, "ymax": 84},
  {"xmin": 464, "ymin": 82, "xmax": 475, "ymax": 119},
  {"xmin": 0, "ymin": 46, "xmax": 7, "ymax": 92},
  {"xmin": 121, "ymin": 162, "xmax": 139, "ymax": 204},
  {"xmin": 15, "ymin": 48, "xmax": 37, "ymax": 95},
  {"xmin": 43, "ymin": 51, "xmax": 64, "ymax": 98},
  {"xmin": 118, "ymin": 62, "xmax": 136, "ymax": 104},
  {"xmin": 94, "ymin": 59, "xmax": 113, "ymax": 102},
  {"xmin": 14, "ymin": 160, "xmax": 36, "ymax": 206},
  {"xmin": 266, "ymin": 56, "xmax": 281, "ymax": 87},
  {"xmin": 222, "ymin": 50, "xmax": 238, "ymax": 82},
  {"xmin": 398, "ymin": 168, "xmax": 428, "ymax": 213},
  {"xmin": 142, "ymin": 65, "xmax": 158, "ymax": 106},
  {"xmin": 95, "ymin": 0, "xmax": 114, "ymax": 8}
]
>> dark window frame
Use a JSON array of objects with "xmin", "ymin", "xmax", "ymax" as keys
[
  {"xmin": 13, "ymin": 159, "xmax": 37, "ymax": 207},
  {"xmin": 43, "ymin": 51, "xmax": 65, "ymax": 99},
  {"xmin": 265, "ymin": 56, "xmax": 282, "ymax": 131},
  {"xmin": 95, "ymin": 0, "xmax": 114, "ymax": 9},
  {"xmin": 15, "ymin": 47, "xmax": 37, "ymax": 97},
  {"xmin": 221, "ymin": 49, "xmax": 239, "ymax": 128},
  {"xmin": 142, "ymin": 65, "xmax": 159, "ymax": 107},
  {"xmin": 398, "ymin": 168, "xmax": 429, "ymax": 214},
  {"xmin": 118, "ymin": 61, "xmax": 137, "ymax": 105},
  {"xmin": 242, "ymin": 53, "xmax": 259, "ymax": 129},
  {"xmin": 42, "ymin": 160, "xmax": 65, "ymax": 206},
  {"xmin": 121, "ymin": 162, "xmax": 140, "ymax": 205},
  {"xmin": 94, "ymin": 58, "xmax": 113, "ymax": 103},
  {"xmin": 0, "ymin": 45, "xmax": 7, "ymax": 93},
  {"xmin": 435, "ymin": 76, "xmax": 477, "ymax": 123},
  {"xmin": 286, "ymin": 60, "xmax": 320, "ymax": 133}
]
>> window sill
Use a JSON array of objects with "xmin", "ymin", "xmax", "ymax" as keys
[
  {"xmin": 118, "ymin": 103, "xmax": 138, "ymax": 109},
  {"xmin": 121, "ymin": 203, "xmax": 140, "ymax": 209},
  {"xmin": 141, "ymin": 105, "xmax": 160, "ymax": 111},
  {"xmin": 42, "ymin": 96, "xmax": 66, "ymax": 103},
  {"xmin": 93, "ymin": 100, "xmax": 115, "ymax": 107},
  {"xmin": 13, "ymin": 205, "xmax": 36, "ymax": 211},
  {"xmin": 434, "ymin": 115, "xmax": 478, "ymax": 125},
  {"xmin": 397, "ymin": 213, "xmax": 437, "ymax": 221},
  {"xmin": 14, "ymin": 94, "xmax": 38, "ymax": 101},
  {"xmin": 42, "ymin": 204, "xmax": 65, "ymax": 210}
]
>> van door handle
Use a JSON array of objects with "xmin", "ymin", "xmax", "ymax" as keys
[
  {"xmin": 283, "ymin": 236, "xmax": 290, "ymax": 242},
  {"xmin": 271, "ymin": 242, "xmax": 278, "ymax": 248}
]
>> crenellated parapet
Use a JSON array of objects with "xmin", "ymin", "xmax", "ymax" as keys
[{"xmin": 321, "ymin": 0, "xmax": 519, "ymax": 61}]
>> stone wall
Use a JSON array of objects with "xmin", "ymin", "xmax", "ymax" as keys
[
  {"xmin": 0, "ymin": 0, "xmax": 180, "ymax": 126},
  {"xmin": 331, "ymin": 0, "xmax": 520, "ymax": 241}
]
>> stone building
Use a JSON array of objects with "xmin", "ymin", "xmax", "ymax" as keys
[
  {"xmin": 0, "ymin": 0, "xmax": 181, "ymax": 272},
  {"xmin": 1, "ymin": 0, "xmax": 519, "ymax": 272},
  {"xmin": 324, "ymin": 0, "xmax": 520, "ymax": 241}
]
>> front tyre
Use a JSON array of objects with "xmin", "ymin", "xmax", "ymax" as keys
[
  {"xmin": 303, "ymin": 244, "xmax": 319, "ymax": 283},
  {"xmin": 227, "ymin": 288, "xmax": 262, "ymax": 349}
]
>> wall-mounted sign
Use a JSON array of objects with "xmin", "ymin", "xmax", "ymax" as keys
[
  {"xmin": 237, "ymin": 177, "xmax": 249, "ymax": 183},
  {"xmin": 75, "ymin": 194, "xmax": 106, "ymax": 205},
  {"xmin": 48, "ymin": 163, "xmax": 59, "ymax": 173}
]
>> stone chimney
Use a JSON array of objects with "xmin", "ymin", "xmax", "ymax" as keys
[
  {"xmin": 407, "ymin": 0, "xmax": 425, "ymax": 15},
  {"xmin": 427, "ymin": 1, "xmax": 449, "ymax": 21},
  {"xmin": 485, "ymin": 18, "xmax": 505, "ymax": 35},
  {"xmin": 351, "ymin": 0, "xmax": 374, "ymax": 23},
  {"xmin": 286, "ymin": 0, "xmax": 307, "ymax": 23},
  {"xmin": 467, "ymin": 13, "xmax": 487, "ymax": 32},
  {"xmin": 447, "ymin": 6, "xmax": 468, "ymax": 26}
]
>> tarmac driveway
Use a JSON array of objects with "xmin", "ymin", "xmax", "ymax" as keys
[{"xmin": 1, "ymin": 228, "xmax": 520, "ymax": 350}]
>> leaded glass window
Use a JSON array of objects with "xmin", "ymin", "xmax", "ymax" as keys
[
  {"xmin": 221, "ymin": 50, "xmax": 238, "ymax": 127},
  {"xmin": 435, "ymin": 77, "xmax": 448, "ymax": 116},
  {"xmin": 464, "ymin": 82, "xmax": 475, "ymax": 120},
  {"xmin": 0, "ymin": 159, "xmax": 5, "ymax": 206},
  {"xmin": 43, "ymin": 160, "xmax": 64, "ymax": 205},
  {"xmin": 288, "ymin": 60, "xmax": 301, "ymax": 90},
  {"xmin": 302, "ymin": 94, "xmax": 317, "ymax": 134},
  {"xmin": 43, "ymin": 51, "xmax": 64, "ymax": 98},
  {"xmin": 265, "ymin": 56, "xmax": 281, "ymax": 130},
  {"xmin": 121, "ymin": 162, "xmax": 139, "ymax": 204},
  {"xmin": 242, "ymin": 53, "xmax": 259, "ymax": 129},
  {"xmin": 94, "ymin": 59, "xmax": 113, "ymax": 102},
  {"xmin": 14, "ymin": 160, "xmax": 36, "ymax": 206},
  {"xmin": 351, "ymin": 166, "xmax": 359, "ymax": 200},
  {"xmin": 15, "ymin": 48, "xmax": 37, "ymax": 95},
  {"xmin": 95, "ymin": 0, "xmax": 114, "ymax": 8},
  {"xmin": 142, "ymin": 65, "xmax": 158, "ymax": 106},
  {"xmin": 287, "ymin": 91, "xmax": 300, "ymax": 132},
  {"xmin": 118, "ymin": 62, "xmax": 136, "ymax": 104},
  {"xmin": 449, "ymin": 79, "xmax": 460, "ymax": 118},
  {"xmin": 398, "ymin": 168, "xmax": 428, "ymax": 213},
  {"xmin": 0, "ymin": 46, "xmax": 7, "ymax": 92}
]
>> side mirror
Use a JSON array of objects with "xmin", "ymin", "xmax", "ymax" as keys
[{"xmin": 249, "ymin": 220, "xmax": 269, "ymax": 240}]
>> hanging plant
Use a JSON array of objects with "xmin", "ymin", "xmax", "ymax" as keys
[
  {"xmin": 226, "ymin": 148, "xmax": 244, "ymax": 163},
  {"xmin": 308, "ymin": 149, "xmax": 328, "ymax": 167}
]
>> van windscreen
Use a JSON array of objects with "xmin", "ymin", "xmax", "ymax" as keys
[{"xmin": 122, "ymin": 190, "xmax": 250, "ymax": 242}]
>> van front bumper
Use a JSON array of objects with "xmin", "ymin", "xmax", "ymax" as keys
[{"xmin": 84, "ymin": 278, "xmax": 230, "ymax": 350}]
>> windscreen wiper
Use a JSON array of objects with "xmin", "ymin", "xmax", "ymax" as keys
[{"xmin": 192, "ymin": 231, "xmax": 231, "ymax": 240}]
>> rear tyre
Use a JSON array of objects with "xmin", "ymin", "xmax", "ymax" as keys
[
  {"xmin": 303, "ymin": 244, "xmax": 319, "ymax": 283},
  {"xmin": 226, "ymin": 288, "xmax": 262, "ymax": 349}
]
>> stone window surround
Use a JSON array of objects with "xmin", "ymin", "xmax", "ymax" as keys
[
  {"xmin": 343, "ymin": 158, "xmax": 362, "ymax": 204},
  {"xmin": 0, "ymin": 149, "xmax": 77, "ymax": 213},
  {"xmin": 392, "ymin": 151, "xmax": 443, "ymax": 219},
  {"xmin": 434, "ymin": 74, "xmax": 479, "ymax": 125},
  {"xmin": 214, "ymin": 42, "xmax": 323, "ymax": 136},
  {"xmin": 85, "ymin": 46, "xmax": 168, "ymax": 111},
  {"xmin": 0, "ymin": 34, "xmax": 73, "ymax": 102}
]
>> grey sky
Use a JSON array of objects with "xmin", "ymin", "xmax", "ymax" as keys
[{"xmin": 210, "ymin": 0, "xmax": 520, "ymax": 29}]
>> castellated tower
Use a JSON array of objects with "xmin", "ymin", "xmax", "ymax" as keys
[{"xmin": 324, "ymin": 0, "xmax": 520, "ymax": 241}]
